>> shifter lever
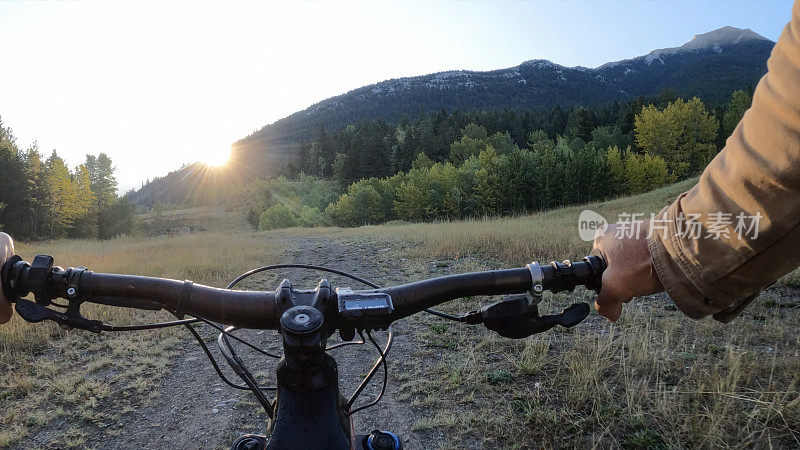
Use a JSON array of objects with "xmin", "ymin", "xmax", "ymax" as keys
[
  {"xmin": 476, "ymin": 295, "xmax": 590, "ymax": 339},
  {"xmin": 552, "ymin": 302, "xmax": 590, "ymax": 327}
]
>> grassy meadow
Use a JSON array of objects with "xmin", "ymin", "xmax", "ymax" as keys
[
  {"xmin": 0, "ymin": 233, "xmax": 285, "ymax": 447},
  {"xmin": 1, "ymin": 179, "xmax": 799, "ymax": 448}
]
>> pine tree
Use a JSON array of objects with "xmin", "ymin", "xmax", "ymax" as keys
[
  {"xmin": 0, "ymin": 120, "xmax": 30, "ymax": 237},
  {"xmin": 604, "ymin": 146, "xmax": 627, "ymax": 196},
  {"xmin": 45, "ymin": 151, "xmax": 80, "ymax": 237},
  {"xmin": 86, "ymin": 153, "xmax": 120, "ymax": 238},
  {"xmin": 722, "ymin": 90, "xmax": 752, "ymax": 140},
  {"xmin": 22, "ymin": 144, "xmax": 48, "ymax": 238},
  {"xmin": 86, "ymin": 153, "xmax": 117, "ymax": 209},
  {"xmin": 71, "ymin": 164, "xmax": 97, "ymax": 238}
]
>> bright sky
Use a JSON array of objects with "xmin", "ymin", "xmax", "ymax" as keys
[{"xmin": 0, "ymin": 0, "xmax": 793, "ymax": 192}]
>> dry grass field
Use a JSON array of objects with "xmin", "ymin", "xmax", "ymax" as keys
[
  {"xmin": 1, "ymin": 179, "xmax": 798, "ymax": 448},
  {"xmin": 350, "ymin": 178, "xmax": 800, "ymax": 448},
  {"xmin": 0, "ymin": 233, "xmax": 285, "ymax": 447}
]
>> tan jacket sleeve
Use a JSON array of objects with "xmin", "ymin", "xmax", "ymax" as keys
[{"xmin": 647, "ymin": 0, "xmax": 800, "ymax": 322}]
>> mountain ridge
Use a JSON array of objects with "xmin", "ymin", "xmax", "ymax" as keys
[
  {"xmin": 234, "ymin": 26, "xmax": 772, "ymax": 149},
  {"xmin": 134, "ymin": 26, "xmax": 774, "ymax": 207}
]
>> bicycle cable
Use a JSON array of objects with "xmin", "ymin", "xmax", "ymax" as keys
[
  {"xmin": 218, "ymin": 327, "xmax": 276, "ymax": 417},
  {"xmin": 218, "ymin": 263, "xmax": 397, "ymax": 415},
  {"xmin": 100, "ymin": 317, "xmax": 200, "ymax": 332},
  {"xmin": 166, "ymin": 262, "xmax": 456, "ymax": 416},
  {"xmin": 177, "ymin": 316, "xmax": 277, "ymax": 392},
  {"xmin": 346, "ymin": 328, "xmax": 392, "ymax": 416}
]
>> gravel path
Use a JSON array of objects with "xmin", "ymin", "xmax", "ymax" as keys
[{"xmin": 85, "ymin": 234, "xmax": 435, "ymax": 449}]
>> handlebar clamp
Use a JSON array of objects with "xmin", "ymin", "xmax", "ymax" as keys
[{"xmin": 526, "ymin": 262, "xmax": 544, "ymax": 299}]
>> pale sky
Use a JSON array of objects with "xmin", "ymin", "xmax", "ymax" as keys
[{"xmin": 0, "ymin": 0, "xmax": 793, "ymax": 192}]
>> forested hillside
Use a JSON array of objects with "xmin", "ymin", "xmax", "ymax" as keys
[
  {"xmin": 290, "ymin": 90, "xmax": 734, "ymax": 186},
  {"xmin": 0, "ymin": 119, "xmax": 134, "ymax": 240},
  {"xmin": 133, "ymin": 26, "xmax": 772, "ymax": 207},
  {"xmin": 245, "ymin": 91, "xmax": 751, "ymax": 229}
]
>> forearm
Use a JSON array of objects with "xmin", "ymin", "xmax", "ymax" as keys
[{"xmin": 648, "ymin": 0, "xmax": 800, "ymax": 322}]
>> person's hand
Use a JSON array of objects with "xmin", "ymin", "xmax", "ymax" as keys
[
  {"xmin": 0, "ymin": 232, "xmax": 14, "ymax": 324},
  {"xmin": 592, "ymin": 222, "xmax": 664, "ymax": 322}
]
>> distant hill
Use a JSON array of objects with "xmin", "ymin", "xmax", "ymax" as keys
[{"xmin": 132, "ymin": 26, "xmax": 773, "ymax": 207}]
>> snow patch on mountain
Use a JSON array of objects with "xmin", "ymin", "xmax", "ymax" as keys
[
  {"xmin": 501, "ymin": 69, "xmax": 522, "ymax": 78},
  {"xmin": 681, "ymin": 26, "xmax": 769, "ymax": 51},
  {"xmin": 431, "ymin": 71, "xmax": 471, "ymax": 80},
  {"xmin": 519, "ymin": 59, "xmax": 562, "ymax": 69},
  {"xmin": 645, "ymin": 52, "xmax": 665, "ymax": 65},
  {"xmin": 600, "ymin": 26, "xmax": 770, "ymax": 69}
]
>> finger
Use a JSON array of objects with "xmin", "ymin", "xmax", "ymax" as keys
[
  {"xmin": 595, "ymin": 269, "xmax": 623, "ymax": 306},
  {"xmin": 0, "ymin": 232, "xmax": 14, "ymax": 323},
  {"xmin": 0, "ymin": 232, "xmax": 12, "ymax": 259},
  {"xmin": 594, "ymin": 299, "xmax": 622, "ymax": 322},
  {"xmin": 0, "ymin": 302, "xmax": 11, "ymax": 324},
  {"xmin": 594, "ymin": 271, "xmax": 629, "ymax": 322}
]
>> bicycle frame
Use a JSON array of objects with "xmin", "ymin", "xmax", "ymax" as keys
[
  {"xmin": 234, "ymin": 279, "xmax": 388, "ymax": 450},
  {"xmin": 267, "ymin": 324, "xmax": 353, "ymax": 449}
]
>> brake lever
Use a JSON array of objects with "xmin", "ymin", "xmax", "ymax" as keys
[
  {"xmin": 15, "ymin": 298, "xmax": 103, "ymax": 333},
  {"xmin": 474, "ymin": 295, "xmax": 590, "ymax": 339}
]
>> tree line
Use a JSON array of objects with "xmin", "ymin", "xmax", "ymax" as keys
[
  {"xmin": 0, "ymin": 119, "xmax": 134, "ymax": 240},
  {"xmin": 248, "ymin": 90, "xmax": 752, "ymax": 229},
  {"xmin": 289, "ymin": 89, "xmax": 751, "ymax": 187}
]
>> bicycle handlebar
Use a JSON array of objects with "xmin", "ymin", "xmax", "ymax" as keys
[
  {"xmin": 1, "ymin": 254, "xmax": 605, "ymax": 332},
  {"xmin": 90, "ymin": 273, "xmax": 279, "ymax": 328},
  {"xmin": 379, "ymin": 256, "xmax": 605, "ymax": 320},
  {"xmin": 2, "ymin": 251, "xmax": 606, "ymax": 449}
]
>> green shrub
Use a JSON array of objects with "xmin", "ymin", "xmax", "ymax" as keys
[
  {"xmin": 258, "ymin": 204, "xmax": 300, "ymax": 230},
  {"xmin": 299, "ymin": 205, "xmax": 327, "ymax": 227}
]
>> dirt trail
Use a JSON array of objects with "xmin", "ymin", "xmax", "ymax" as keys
[{"xmin": 84, "ymin": 234, "xmax": 436, "ymax": 449}]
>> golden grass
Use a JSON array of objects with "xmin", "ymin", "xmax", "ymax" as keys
[
  {"xmin": 394, "ymin": 273, "xmax": 800, "ymax": 448},
  {"xmin": 2, "ymin": 178, "xmax": 799, "ymax": 448},
  {"xmin": 0, "ymin": 232, "xmax": 284, "ymax": 448},
  {"xmin": 354, "ymin": 179, "xmax": 800, "ymax": 448},
  {"xmin": 353, "ymin": 177, "xmax": 697, "ymax": 265},
  {"xmin": 139, "ymin": 204, "xmax": 250, "ymax": 235}
]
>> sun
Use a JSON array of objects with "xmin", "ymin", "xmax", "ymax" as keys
[{"xmin": 202, "ymin": 147, "xmax": 231, "ymax": 167}]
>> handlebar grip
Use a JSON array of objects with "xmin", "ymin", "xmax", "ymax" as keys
[
  {"xmin": 584, "ymin": 253, "xmax": 607, "ymax": 292},
  {"xmin": 539, "ymin": 254, "xmax": 607, "ymax": 294}
]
